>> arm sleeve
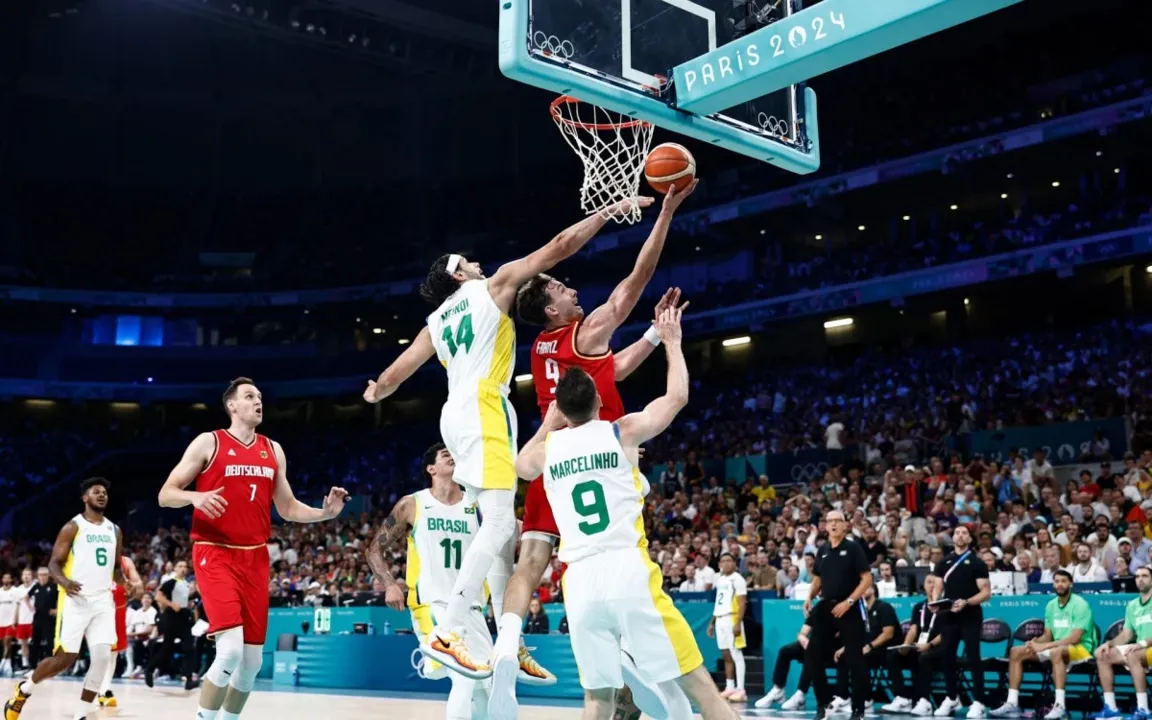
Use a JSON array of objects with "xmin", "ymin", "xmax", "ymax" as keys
[
  {"xmin": 852, "ymin": 542, "xmax": 870, "ymax": 575},
  {"xmin": 811, "ymin": 553, "xmax": 822, "ymax": 578},
  {"xmin": 1073, "ymin": 598, "xmax": 1094, "ymax": 632},
  {"xmin": 973, "ymin": 559, "xmax": 990, "ymax": 580},
  {"xmin": 734, "ymin": 574, "xmax": 748, "ymax": 596},
  {"xmin": 160, "ymin": 579, "xmax": 176, "ymax": 600}
]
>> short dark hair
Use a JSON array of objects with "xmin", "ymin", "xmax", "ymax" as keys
[
  {"xmin": 719, "ymin": 552, "xmax": 736, "ymax": 562},
  {"xmin": 1052, "ymin": 569, "xmax": 1073, "ymax": 583},
  {"xmin": 515, "ymin": 275, "xmax": 553, "ymax": 325},
  {"xmin": 420, "ymin": 254, "xmax": 461, "ymax": 307},
  {"xmin": 80, "ymin": 477, "xmax": 111, "ymax": 495},
  {"xmin": 555, "ymin": 367, "xmax": 598, "ymax": 424},
  {"xmin": 223, "ymin": 376, "xmax": 255, "ymax": 413},
  {"xmin": 423, "ymin": 442, "xmax": 447, "ymax": 482}
]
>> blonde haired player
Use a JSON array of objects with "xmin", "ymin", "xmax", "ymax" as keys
[
  {"xmin": 709, "ymin": 553, "xmax": 748, "ymax": 702},
  {"xmin": 364, "ymin": 195, "xmax": 651, "ymax": 678},
  {"xmin": 5, "ymin": 477, "xmax": 126, "ymax": 720},
  {"xmin": 506, "ymin": 306, "xmax": 737, "ymax": 720},
  {"xmin": 366, "ymin": 443, "xmax": 493, "ymax": 720}
]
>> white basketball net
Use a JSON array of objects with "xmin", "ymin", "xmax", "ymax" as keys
[{"xmin": 551, "ymin": 96, "xmax": 655, "ymax": 225}]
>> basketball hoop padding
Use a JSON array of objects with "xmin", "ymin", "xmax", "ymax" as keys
[{"xmin": 550, "ymin": 96, "xmax": 655, "ymax": 224}]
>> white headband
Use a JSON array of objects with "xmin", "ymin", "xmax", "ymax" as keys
[{"xmin": 445, "ymin": 253, "xmax": 462, "ymax": 274}]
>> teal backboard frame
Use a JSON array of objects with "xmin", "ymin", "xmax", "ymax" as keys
[{"xmin": 499, "ymin": 0, "xmax": 1022, "ymax": 174}]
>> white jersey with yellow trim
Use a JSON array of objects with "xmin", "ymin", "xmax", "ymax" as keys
[
  {"xmin": 712, "ymin": 571, "xmax": 747, "ymax": 617},
  {"xmin": 404, "ymin": 489, "xmax": 482, "ymax": 609},
  {"xmin": 542, "ymin": 420, "xmax": 645, "ymax": 564},
  {"xmin": 426, "ymin": 279, "xmax": 516, "ymax": 398},
  {"xmin": 65, "ymin": 514, "xmax": 118, "ymax": 598}
]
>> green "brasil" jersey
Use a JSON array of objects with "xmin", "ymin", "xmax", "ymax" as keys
[
  {"xmin": 1045, "ymin": 593, "xmax": 1096, "ymax": 652},
  {"xmin": 1126, "ymin": 595, "xmax": 1152, "ymax": 643}
]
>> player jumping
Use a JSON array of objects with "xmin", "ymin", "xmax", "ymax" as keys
[
  {"xmin": 363, "ymin": 196, "xmax": 651, "ymax": 679},
  {"xmin": 5, "ymin": 477, "xmax": 126, "ymax": 720},
  {"xmin": 489, "ymin": 180, "xmax": 696, "ymax": 716},
  {"xmin": 158, "ymin": 377, "xmax": 349, "ymax": 720},
  {"xmin": 367, "ymin": 443, "xmax": 493, "ymax": 720},
  {"xmin": 512, "ymin": 307, "xmax": 737, "ymax": 720}
]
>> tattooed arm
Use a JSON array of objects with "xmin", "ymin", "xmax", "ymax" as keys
[{"xmin": 367, "ymin": 494, "xmax": 416, "ymax": 610}]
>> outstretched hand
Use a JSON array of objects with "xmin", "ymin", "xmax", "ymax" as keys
[
  {"xmin": 661, "ymin": 179, "xmax": 698, "ymax": 213},
  {"xmin": 605, "ymin": 196, "xmax": 655, "ymax": 218},
  {"xmin": 653, "ymin": 287, "xmax": 690, "ymax": 321},
  {"xmin": 655, "ymin": 305, "xmax": 683, "ymax": 345},
  {"xmin": 363, "ymin": 380, "xmax": 382, "ymax": 404}
]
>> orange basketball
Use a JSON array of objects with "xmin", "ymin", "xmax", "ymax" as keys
[{"xmin": 644, "ymin": 143, "xmax": 696, "ymax": 194}]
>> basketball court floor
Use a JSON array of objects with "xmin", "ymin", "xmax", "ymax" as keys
[{"xmin": 1, "ymin": 678, "xmax": 803, "ymax": 719}]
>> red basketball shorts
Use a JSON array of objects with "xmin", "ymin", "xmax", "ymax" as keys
[
  {"xmin": 15, "ymin": 624, "xmax": 32, "ymax": 641},
  {"xmin": 192, "ymin": 542, "xmax": 271, "ymax": 645},
  {"xmin": 521, "ymin": 476, "xmax": 560, "ymax": 539},
  {"xmin": 113, "ymin": 605, "xmax": 128, "ymax": 652}
]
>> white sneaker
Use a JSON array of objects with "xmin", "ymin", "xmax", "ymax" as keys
[
  {"xmin": 990, "ymin": 703, "xmax": 1021, "ymax": 718},
  {"xmin": 756, "ymin": 687, "xmax": 786, "ymax": 709},
  {"xmin": 883, "ymin": 697, "xmax": 914, "ymax": 713},
  {"xmin": 781, "ymin": 690, "xmax": 807, "ymax": 711},
  {"xmin": 967, "ymin": 702, "xmax": 988, "ymax": 719},
  {"xmin": 831, "ymin": 697, "xmax": 852, "ymax": 714},
  {"xmin": 1043, "ymin": 704, "xmax": 1067, "ymax": 720},
  {"xmin": 935, "ymin": 697, "xmax": 961, "ymax": 717},
  {"xmin": 485, "ymin": 652, "xmax": 520, "ymax": 720},
  {"xmin": 912, "ymin": 699, "xmax": 935, "ymax": 717}
]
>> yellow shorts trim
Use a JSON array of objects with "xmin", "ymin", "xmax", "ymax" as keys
[
  {"xmin": 478, "ymin": 389, "xmax": 516, "ymax": 491},
  {"xmin": 641, "ymin": 549, "xmax": 703, "ymax": 675},
  {"xmin": 410, "ymin": 605, "xmax": 443, "ymax": 674},
  {"xmin": 1143, "ymin": 646, "xmax": 1152, "ymax": 667},
  {"xmin": 1068, "ymin": 644, "xmax": 1090, "ymax": 662}
]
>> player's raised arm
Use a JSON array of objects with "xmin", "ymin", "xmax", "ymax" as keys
[
  {"xmin": 515, "ymin": 401, "xmax": 568, "ymax": 480},
  {"xmin": 613, "ymin": 287, "xmax": 689, "ymax": 382},
  {"xmin": 270, "ymin": 440, "xmax": 349, "ymax": 523},
  {"xmin": 364, "ymin": 326, "xmax": 437, "ymax": 403},
  {"xmin": 580, "ymin": 181, "xmax": 696, "ymax": 353},
  {"xmin": 366, "ymin": 494, "xmax": 416, "ymax": 610},
  {"xmin": 158, "ymin": 432, "xmax": 227, "ymax": 517},
  {"xmin": 487, "ymin": 196, "xmax": 655, "ymax": 311},
  {"xmin": 50, "ymin": 521, "xmax": 81, "ymax": 596},
  {"xmin": 615, "ymin": 306, "xmax": 687, "ymax": 450}
]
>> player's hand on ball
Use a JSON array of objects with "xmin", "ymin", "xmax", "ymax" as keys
[
  {"xmin": 363, "ymin": 379, "xmax": 382, "ymax": 404},
  {"xmin": 655, "ymin": 306, "xmax": 683, "ymax": 345},
  {"xmin": 192, "ymin": 487, "xmax": 228, "ymax": 519},
  {"xmin": 661, "ymin": 178, "xmax": 698, "ymax": 213},
  {"xmin": 323, "ymin": 487, "xmax": 350, "ymax": 519}
]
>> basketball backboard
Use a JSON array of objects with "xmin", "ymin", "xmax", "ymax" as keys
[{"xmin": 499, "ymin": 0, "xmax": 1023, "ymax": 173}]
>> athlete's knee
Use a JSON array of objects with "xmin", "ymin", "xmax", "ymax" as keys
[
  {"xmin": 228, "ymin": 644, "xmax": 264, "ymax": 693},
  {"xmin": 477, "ymin": 490, "xmax": 517, "ymax": 538},
  {"xmin": 84, "ymin": 644, "xmax": 112, "ymax": 692},
  {"xmin": 516, "ymin": 538, "xmax": 555, "ymax": 576},
  {"xmin": 204, "ymin": 627, "xmax": 245, "ymax": 686}
]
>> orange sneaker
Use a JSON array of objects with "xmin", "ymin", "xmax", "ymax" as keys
[
  {"xmin": 4, "ymin": 684, "xmax": 30, "ymax": 720},
  {"xmin": 420, "ymin": 628, "xmax": 492, "ymax": 680},
  {"xmin": 516, "ymin": 645, "xmax": 556, "ymax": 686},
  {"xmin": 720, "ymin": 688, "xmax": 736, "ymax": 699},
  {"xmin": 728, "ymin": 689, "xmax": 748, "ymax": 703}
]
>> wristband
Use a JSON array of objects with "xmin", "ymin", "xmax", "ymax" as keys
[
  {"xmin": 1142, "ymin": 641, "xmax": 1149, "ymax": 650},
  {"xmin": 643, "ymin": 326, "xmax": 661, "ymax": 347}
]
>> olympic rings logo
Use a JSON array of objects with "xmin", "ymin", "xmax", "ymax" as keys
[
  {"xmin": 532, "ymin": 32, "xmax": 575, "ymax": 60},
  {"xmin": 790, "ymin": 462, "xmax": 829, "ymax": 482},
  {"xmin": 756, "ymin": 113, "xmax": 790, "ymax": 138}
]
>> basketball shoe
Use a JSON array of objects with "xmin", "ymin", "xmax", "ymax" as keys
[{"xmin": 3, "ymin": 684, "xmax": 29, "ymax": 720}]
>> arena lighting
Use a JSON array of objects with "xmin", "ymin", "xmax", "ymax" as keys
[
  {"xmin": 514, "ymin": 374, "xmax": 534, "ymax": 383},
  {"xmin": 902, "ymin": 216, "xmax": 910, "ymax": 221},
  {"xmin": 1115, "ymin": 168, "xmax": 1121, "ymax": 174},
  {"xmin": 1097, "ymin": 151, "xmax": 1103, "ymax": 157},
  {"xmin": 964, "ymin": 298, "xmax": 970, "ymax": 306},
  {"xmin": 398, "ymin": 338, "xmax": 410, "ymax": 345},
  {"xmin": 722, "ymin": 336, "xmax": 751, "ymax": 347},
  {"xmin": 857, "ymin": 225, "xmax": 866, "ymax": 232},
  {"xmin": 950, "ymin": 204, "xmax": 958, "ymax": 210},
  {"xmin": 372, "ymin": 327, "xmax": 383, "ymax": 334},
  {"xmin": 1145, "ymin": 266, "xmax": 1152, "ymax": 274},
  {"xmin": 1052, "ymin": 181, "xmax": 1061, "ymax": 187},
  {"xmin": 815, "ymin": 234, "xmax": 823, "ymax": 240},
  {"xmin": 823, "ymin": 318, "xmax": 853, "ymax": 329},
  {"xmin": 1001, "ymin": 193, "xmax": 1008, "ymax": 199}
]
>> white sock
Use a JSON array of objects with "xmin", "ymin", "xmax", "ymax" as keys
[
  {"xmin": 1137, "ymin": 693, "xmax": 1148, "ymax": 711},
  {"xmin": 196, "ymin": 709, "xmax": 220, "ymax": 720},
  {"xmin": 73, "ymin": 700, "xmax": 97, "ymax": 720},
  {"xmin": 19, "ymin": 678, "xmax": 38, "ymax": 695},
  {"xmin": 444, "ymin": 491, "xmax": 514, "ymax": 628},
  {"xmin": 731, "ymin": 648, "xmax": 746, "ymax": 690},
  {"xmin": 486, "ymin": 532, "xmax": 515, "ymax": 620},
  {"xmin": 1007, "ymin": 689, "xmax": 1019, "ymax": 705},
  {"xmin": 221, "ymin": 711, "xmax": 242, "ymax": 720},
  {"xmin": 495, "ymin": 613, "xmax": 523, "ymax": 657},
  {"xmin": 100, "ymin": 652, "xmax": 118, "ymax": 695},
  {"xmin": 1105, "ymin": 692, "xmax": 1117, "ymax": 709},
  {"xmin": 1055, "ymin": 689, "xmax": 1066, "ymax": 706},
  {"xmin": 725, "ymin": 678, "xmax": 735, "ymax": 691}
]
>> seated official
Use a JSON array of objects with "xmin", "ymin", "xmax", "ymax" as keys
[
  {"xmin": 754, "ymin": 620, "xmax": 840, "ymax": 711},
  {"xmin": 882, "ymin": 574, "xmax": 949, "ymax": 717},
  {"xmin": 990, "ymin": 569, "xmax": 1095, "ymax": 720},
  {"xmin": 829, "ymin": 585, "xmax": 899, "ymax": 712}
]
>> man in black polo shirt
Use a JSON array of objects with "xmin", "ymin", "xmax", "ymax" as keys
[
  {"xmin": 829, "ymin": 584, "xmax": 899, "ymax": 712},
  {"xmin": 935, "ymin": 525, "xmax": 992, "ymax": 718},
  {"xmin": 26, "ymin": 568, "xmax": 56, "ymax": 667},
  {"xmin": 802, "ymin": 510, "xmax": 873, "ymax": 720},
  {"xmin": 882, "ymin": 574, "xmax": 949, "ymax": 716}
]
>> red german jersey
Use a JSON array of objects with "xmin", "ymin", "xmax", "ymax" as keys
[
  {"xmin": 531, "ymin": 321, "xmax": 626, "ymax": 423},
  {"xmin": 190, "ymin": 430, "xmax": 278, "ymax": 547},
  {"xmin": 112, "ymin": 557, "xmax": 132, "ymax": 607}
]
